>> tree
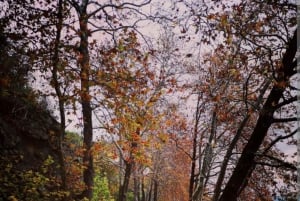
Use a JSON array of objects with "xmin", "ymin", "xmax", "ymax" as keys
[
  {"xmin": 51, "ymin": 0, "xmax": 69, "ymax": 197},
  {"xmin": 94, "ymin": 31, "xmax": 168, "ymax": 201},
  {"xmin": 57, "ymin": 0, "xmax": 152, "ymax": 199},
  {"xmin": 187, "ymin": 1, "xmax": 297, "ymax": 200},
  {"xmin": 92, "ymin": 172, "xmax": 114, "ymax": 201},
  {"xmin": 165, "ymin": 0, "xmax": 298, "ymax": 200},
  {"xmin": 1, "ymin": 0, "xmax": 297, "ymax": 200},
  {"xmin": 219, "ymin": 28, "xmax": 297, "ymax": 201},
  {"xmin": 208, "ymin": 1, "xmax": 297, "ymax": 200}
]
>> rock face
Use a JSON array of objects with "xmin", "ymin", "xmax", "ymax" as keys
[
  {"xmin": 0, "ymin": 90, "xmax": 66, "ymax": 200},
  {"xmin": 0, "ymin": 92, "xmax": 60, "ymax": 170}
]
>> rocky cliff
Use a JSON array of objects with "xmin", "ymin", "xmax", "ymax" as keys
[
  {"xmin": 0, "ymin": 89, "xmax": 63, "ymax": 200},
  {"xmin": 0, "ymin": 90, "xmax": 60, "ymax": 169}
]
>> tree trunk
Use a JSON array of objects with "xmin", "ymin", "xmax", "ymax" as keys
[
  {"xmin": 141, "ymin": 177, "xmax": 146, "ymax": 201},
  {"xmin": 118, "ymin": 157, "xmax": 134, "ymax": 201},
  {"xmin": 153, "ymin": 180, "xmax": 158, "ymax": 201},
  {"xmin": 133, "ymin": 167, "xmax": 141, "ymax": 201},
  {"xmin": 147, "ymin": 179, "xmax": 153, "ymax": 201},
  {"xmin": 189, "ymin": 130, "xmax": 197, "ymax": 201},
  {"xmin": 51, "ymin": 0, "xmax": 68, "ymax": 198},
  {"xmin": 218, "ymin": 30, "xmax": 297, "ymax": 201},
  {"xmin": 212, "ymin": 114, "xmax": 250, "ymax": 201},
  {"xmin": 77, "ymin": 6, "xmax": 94, "ymax": 200},
  {"xmin": 193, "ymin": 111, "xmax": 217, "ymax": 201},
  {"xmin": 213, "ymin": 67, "xmax": 272, "ymax": 201},
  {"xmin": 189, "ymin": 95, "xmax": 202, "ymax": 201},
  {"xmin": 119, "ymin": 139, "xmax": 137, "ymax": 201},
  {"xmin": 119, "ymin": 126, "xmax": 143, "ymax": 201}
]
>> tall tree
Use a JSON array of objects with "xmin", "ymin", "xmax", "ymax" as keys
[
  {"xmin": 174, "ymin": 0, "xmax": 298, "ymax": 200},
  {"xmin": 95, "ymin": 31, "xmax": 169, "ymax": 201},
  {"xmin": 219, "ymin": 28, "xmax": 297, "ymax": 201},
  {"xmin": 63, "ymin": 1, "xmax": 152, "ymax": 199},
  {"xmin": 70, "ymin": 1, "xmax": 94, "ymax": 198},
  {"xmin": 51, "ymin": 0, "xmax": 69, "ymax": 197},
  {"xmin": 189, "ymin": 1, "xmax": 297, "ymax": 200}
]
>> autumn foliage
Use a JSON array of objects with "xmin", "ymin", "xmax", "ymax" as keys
[{"xmin": 0, "ymin": 0, "xmax": 297, "ymax": 201}]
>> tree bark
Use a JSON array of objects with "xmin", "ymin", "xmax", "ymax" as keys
[
  {"xmin": 189, "ymin": 95, "xmax": 202, "ymax": 201},
  {"xmin": 119, "ymin": 130, "xmax": 140, "ymax": 201},
  {"xmin": 118, "ymin": 160, "xmax": 133, "ymax": 201},
  {"xmin": 153, "ymin": 180, "xmax": 158, "ymax": 201},
  {"xmin": 133, "ymin": 167, "xmax": 141, "ymax": 201},
  {"xmin": 218, "ymin": 29, "xmax": 297, "ymax": 201},
  {"xmin": 193, "ymin": 111, "xmax": 217, "ymax": 201},
  {"xmin": 141, "ymin": 177, "xmax": 146, "ymax": 201},
  {"xmin": 51, "ymin": 0, "xmax": 68, "ymax": 198},
  {"xmin": 118, "ymin": 150, "xmax": 135, "ymax": 201},
  {"xmin": 212, "ymin": 114, "xmax": 250, "ymax": 201},
  {"xmin": 76, "ymin": 2, "xmax": 94, "ymax": 199},
  {"xmin": 147, "ymin": 179, "xmax": 153, "ymax": 201},
  {"xmin": 134, "ymin": 178, "xmax": 138, "ymax": 201}
]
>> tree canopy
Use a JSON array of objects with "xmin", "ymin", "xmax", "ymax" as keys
[{"xmin": 0, "ymin": 0, "xmax": 298, "ymax": 201}]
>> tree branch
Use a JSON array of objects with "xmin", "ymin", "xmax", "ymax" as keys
[
  {"xmin": 87, "ymin": 0, "xmax": 151, "ymax": 18},
  {"xmin": 218, "ymin": 28, "xmax": 297, "ymax": 201},
  {"xmin": 273, "ymin": 96, "xmax": 297, "ymax": 110},
  {"xmin": 272, "ymin": 117, "xmax": 297, "ymax": 123},
  {"xmin": 263, "ymin": 129, "xmax": 297, "ymax": 154},
  {"xmin": 255, "ymin": 154, "xmax": 297, "ymax": 171}
]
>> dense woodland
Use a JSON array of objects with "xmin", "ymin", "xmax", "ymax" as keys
[{"xmin": 0, "ymin": 0, "xmax": 298, "ymax": 201}]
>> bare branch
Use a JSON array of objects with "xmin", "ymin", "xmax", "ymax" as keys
[
  {"xmin": 273, "ymin": 96, "xmax": 297, "ymax": 110},
  {"xmin": 263, "ymin": 129, "xmax": 297, "ymax": 153},
  {"xmin": 255, "ymin": 154, "xmax": 297, "ymax": 171},
  {"xmin": 272, "ymin": 117, "xmax": 297, "ymax": 123},
  {"xmin": 87, "ymin": 0, "xmax": 151, "ymax": 18}
]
